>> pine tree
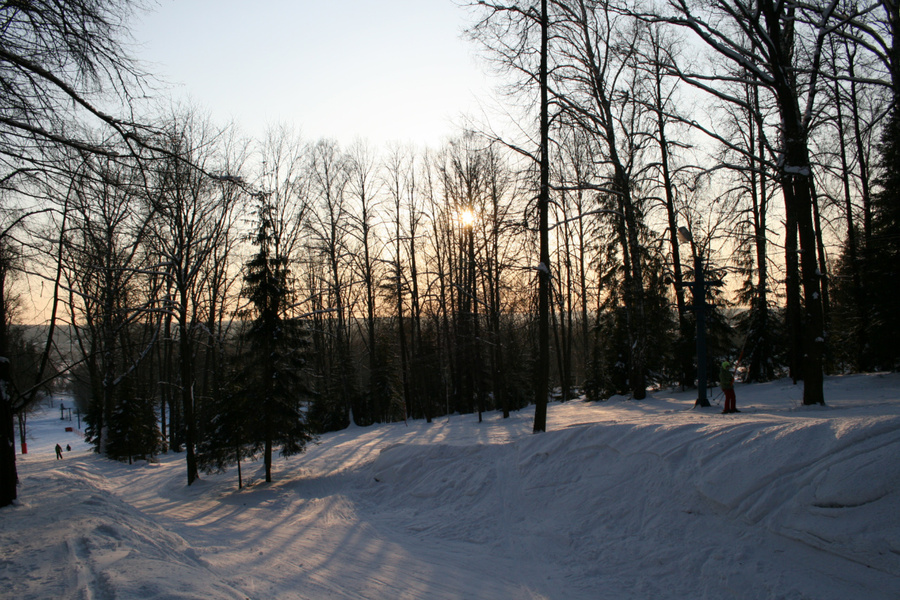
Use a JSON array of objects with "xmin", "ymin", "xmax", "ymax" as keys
[
  {"xmin": 866, "ymin": 110, "xmax": 900, "ymax": 369},
  {"xmin": 829, "ymin": 220, "xmax": 869, "ymax": 372},
  {"xmin": 196, "ymin": 382, "xmax": 258, "ymax": 489},
  {"xmin": 105, "ymin": 385, "xmax": 161, "ymax": 464},
  {"xmin": 240, "ymin": 200, "xmax": 314, "ymax": 483}
]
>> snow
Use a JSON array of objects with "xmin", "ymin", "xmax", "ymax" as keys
[
  {"xmin": 783, "ymin": 165, "xmax": 812, "ymax": 177},
  {"xmin": 5, "ymin": 374, "xmax": 900, "ymax": 599}
]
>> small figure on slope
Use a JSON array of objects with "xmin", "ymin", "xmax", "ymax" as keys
[
  {"xmin": 719, "ymin": 361, "xmax": 739, "ymax": 414},
  {"xmin": 55, "ymin": 444, "xmax": 63, "ymax": 459}
]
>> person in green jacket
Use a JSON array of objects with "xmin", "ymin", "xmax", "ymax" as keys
[{"xmin": 719, "ymin": 360, "xmax": 739, "ymax": 414}]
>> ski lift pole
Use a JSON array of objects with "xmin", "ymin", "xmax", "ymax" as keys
[
  {"xmin": 694, "ymin": 256, "xmax": 710, "ymax": 407},
  {"xmin": 676, "ymin": 226, "xmax": 723, "ymax": 408}
]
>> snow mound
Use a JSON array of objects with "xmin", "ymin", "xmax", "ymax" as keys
[
  {"xmin": 368, "ymin": 412, "xmax": 900, "ymax": 598},
  {"xmin": 2, "ymin": 462, "xmax": 247, "ymax": 600}
]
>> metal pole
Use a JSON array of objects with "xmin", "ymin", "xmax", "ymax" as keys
[
  {"xmin": 677, "ymin": 225, "xmax": 712, "ymax": 408},
  {"xmin": 695, "ymin": 255, "xmax": 710, "ymax": 407}
]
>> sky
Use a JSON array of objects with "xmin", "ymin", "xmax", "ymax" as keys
[{"xmin": 131, "ymin": 0, "xmax": 497, "ymax": 148}]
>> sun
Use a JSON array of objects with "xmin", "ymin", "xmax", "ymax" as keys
[{"xmin": 459, "ymin": 208, "xmax": 476, "ymax": 227}]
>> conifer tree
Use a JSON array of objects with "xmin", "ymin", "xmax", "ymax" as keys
[
  {"xmin": 866, "ymin": 110, "xmax": 900, "ymax": 368},
  {"xmin": 105, "ymin": 388, "xmax": 161, "ymax": 464},
  {"xmin": 240, "ymin": 199, "xmax": 314, "ymax": 483},
  {"xmin": 196, "ymin": 382, "xmax": 258, "ymax": 489}
]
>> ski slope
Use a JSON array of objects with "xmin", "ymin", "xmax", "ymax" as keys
[{"xmin": 4, "ymin": 373, "xmax": 900, "ymax": 599}]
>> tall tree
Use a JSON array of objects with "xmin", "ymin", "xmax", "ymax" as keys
[
  {"xmin": 439, "ymin": 135, "xmax": 490, "ymax": 417},
  {"xmin": 240, "ymin": 198, "xmax": 314, "ymax": 483},
  {"xmin": 63, "ymin": 153, "xmax": 155, "ymax": 457},
  {"xmin": 536, "ymin": 0, "xmax": 552, "ymax": 430},
  {"xmin": 852, "ymin": 0, "xmax": 900, "ymax": 367},
  {"xmin": 384, "ymin": 144, "xmax": 414, "ymax": 421},
  {"xmin": 480, "ymin": 143, "xmax": 519, "ymax": 417},
  {"xmin": 637, "ymin": 23, "xmax": 695, "ymax": 389},
  {"xmin": 347, "ymin": 141, "xmax": 384, "ymax": 421},
  {"xmin": 469, "ymin": 0, "xmax": 553, "ymax": 429},
  {"xmin": 406, "ymin": 152, "xmax": 428, "ymax": 420}
]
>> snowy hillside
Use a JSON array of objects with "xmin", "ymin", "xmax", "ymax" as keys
[{"xmin": 4, "ymin": 374, "xmax": 900, "ymax": 599}]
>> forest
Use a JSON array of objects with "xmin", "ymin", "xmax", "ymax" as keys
[{"xmin": 2, "ymin": 0, "xmax": 899, "ymax": 506}]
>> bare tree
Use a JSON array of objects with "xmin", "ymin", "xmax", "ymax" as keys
[
  {"xmin": 536, "ymin": 0, "xmax": 552, "ymax": 428},
  {"xmin": 647, "ymin": 0, "xmax": 836, "ymax": 404},
  {"xmin": 480, "ymin": 143, "xmax": 521, "ymax": 417},
  {"xmin": 347, "ymin": 140, "xmax": 386, "ymax": 420},
  {"xmin": 383, "ymin": 144, "xmax": 415, "ymax": 421},
  {"xmin": 1, "ymin": 0, "xmax": 150, "ymax": 507},
  {"xmin": 469, "ymin": 0, "xmax": 554, "ymax": 428},
  {"xmin": 63, "ymin": 153, "xmax": 155, "ymax": 457},
  {"xmin": 257, "ymin": 126, "xmax": 311, "ymax": 264},
  {"xmin": 145, "ymin": 111, "xmax": 240, "ymax": 485},
  {"xmin": 306, "ymin": 139, "xmax": 356, "ymax": 424},
  {"xmin": 197, "ymin": 130, "xmax": 247, "ymax": 426},
  {"xmin": 406, "ymin": 152, "xmax": 429, "ymax": 420},
  {"xmin": 438, "ymin": 135, "xmax": 487, "ymax": 417},
  {"xmin": 551, "ymin": 0, "xmax": 653, "ymax": 400},
  {"xmin": 631, "ymin": 22, "xmax": 698, "ymax": 389}
]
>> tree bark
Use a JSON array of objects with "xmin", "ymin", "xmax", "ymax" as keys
[
  {"xmin": 534, "ymin": 0, "xmax": 551, "ymax": 432},
  {"xmin": 0, "ymin": 260, "xmax": 16, "ymax": 505}
]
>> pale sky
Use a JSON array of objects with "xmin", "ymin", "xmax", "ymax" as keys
[{"xmin": 132, "ymin": 0, "xmax": 497, "ymax": 148}]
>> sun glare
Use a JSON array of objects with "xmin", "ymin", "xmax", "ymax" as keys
[{"xmin": 459, "ymin": 208, "xmax": 476, "ymax": 227}]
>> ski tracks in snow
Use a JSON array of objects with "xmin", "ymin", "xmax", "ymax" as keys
[
  {"xmin": 8, "ymin": 374, "xmax": 900, "ymax": 600},
  {"xmin": 65, "ymin": 534, "xmax": 116, "ymax": 600}
]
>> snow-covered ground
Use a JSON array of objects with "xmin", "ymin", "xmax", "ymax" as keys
[{"xmin": 4, "ymin": 374, "xmax": 900, "ymax": 599}]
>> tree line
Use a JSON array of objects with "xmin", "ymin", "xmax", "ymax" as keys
[{"xmin": 2, "ymin": 0, "xmax": 898, "ymax": 504}]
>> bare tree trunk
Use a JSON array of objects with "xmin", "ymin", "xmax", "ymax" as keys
[
  {"xmin": 178, "ymin": 290, "xmax": 199, "ymax": 484},
  {"xmin": 162, "ymin": 292, "xmax": 176, "ymax": 450},
  {"xmin": 0, "ymin": 261, "xmax": 16, "ymax": 506},
  {"xmin": 348, "ymin": 142, "xmax": 380, "ymax": 418},
  {"xmin": 396, "ymin": 221, "xmax": 410, "ymax": 420},
  {"xmin": 810, "ymin": 183, "xmax": 832, "ymax": 374},
  {"xmin": 763, "ymin": 0, "xmax": 826, "ymax": 404},
  {"xmin": 745, "ymin": 84, "xmax": 773, "ymax": 383},
  {"xmin": 534, "ymin": 0, "xmax": 551, "ymax": 432},
  {"xmin": 407, "ymin": 179, "xmax": 426, "ymax": 421},
  {"xmin": 558, "ymin": 195, "xmax": 575, "ymax": 400},
  {"xmin": 846, "ymin": 44, "xmax": 874, "ymax": 250}
]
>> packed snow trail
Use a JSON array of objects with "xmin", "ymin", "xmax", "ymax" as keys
[{"xmin": 4, "ymin": 374, "xmax": 900, "ymax": 599}]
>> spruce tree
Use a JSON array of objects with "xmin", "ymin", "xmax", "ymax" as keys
[
  {"xmin": 105, "ymin": 387, "xmax": 161, "ymax": 464},
  {"xmin": 240, "ymin": 200, "xmax": 314, "ymax": 483},
  {"xmin": 196, "ymin": 383, "xmax": 258, "ymax": 489},
  {"xmin": 867, "ymin": 110, "xmax": 900, "ymax": 369}
]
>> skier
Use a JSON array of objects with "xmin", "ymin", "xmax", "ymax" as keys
[
  {"xmin": 55, "ymin": 444, "xmax": 63, "ymax": 459},
  {"xmin": 719, "ymin": 361, "xmax": 739, "ymax": 414}
]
